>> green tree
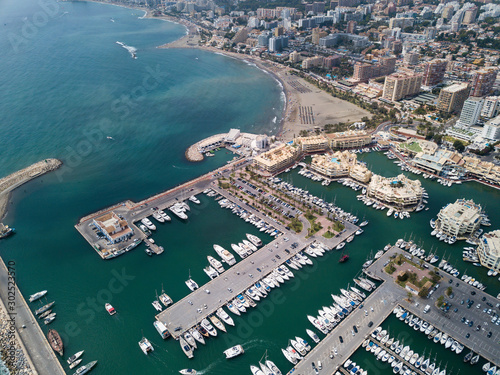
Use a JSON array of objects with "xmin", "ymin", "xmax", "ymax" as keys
[{"xmin": 453, "ymin": 140, "xmax": 465, "ymax": 152}]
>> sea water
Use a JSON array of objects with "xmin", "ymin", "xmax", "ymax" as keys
[{"xmin": 0, "ymin": 1, "xmax": 498, "ymax": 374}]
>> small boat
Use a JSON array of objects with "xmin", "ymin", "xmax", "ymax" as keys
[
  {"xmin": 72, "ymin": 360, "xmax": 97, "ymax": 375},
  {"xmin": 29, "ymin": 290, "xmax": 47, "ymax": 303},
  {"xmin": 67, "ymin": 350, "xmax": 84, "ymax": 365},
  {"xmin": 201, "ymin": 318, "xmax": 217, "ymax": 336},
  {"xmin": 339, "ymin": 254, "xmax": 349, "ymax": 263},
  {"xmin": 105, "ymin": 303, "xmax": 116, "ymax": 315},
  {"xmin": 139, "ymin": 337, "xmax": 154, "ymax": 355},
  {"xmin": 265, "ymin": 360, "xmax": 282, "ymax": 375},
  {"xmin": 250, "ymin": 365, "xmax": 265, "ymax": 375},
  {"xmin": 179, "ymin": 370, "xmax": 197, "ymax": 375},
  {"xmin": 306, "ymin": 329, "xmax": 320, "ymax": 343},
  {"xmin": 44, "ymin": 314, "xmax": 56, "ymax": 325},
  {"xmin": 224, "ymin": 344, "xmax": 244, "ymax": 359}
]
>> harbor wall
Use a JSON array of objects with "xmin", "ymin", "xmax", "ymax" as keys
[{"xmin": 0, "ymin": 159, "xmax": 62, "ymax": 220}]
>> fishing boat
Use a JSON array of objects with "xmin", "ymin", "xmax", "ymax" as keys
[{"xmin": 47, "ymin": 329, "xmax": 64, "ymax": 356}]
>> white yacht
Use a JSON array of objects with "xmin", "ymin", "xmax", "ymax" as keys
[
  {"xmin": 169, "ymin": 203, "xmax": 188, "ymax": 220},
  {"xmin": 203, "ymin": 266, "xmax": 219, "ymax": 280},
  {"xmin": 224, "ymin": 345, "xmax": 244, "ymax": 359},
  {"xmin": 265, "ymin": 360, "xmax": 282, "ymax": 375},
  {"xmin": 141, "ymin": 218, "xmax": 156, "ymax": 231},
  {"xmin": 213, "ymin": 244, "xmax": 236, "ymax": 266},
  {"xmin": 152, "ymin": 211, "xmax": 164, "ymax": 223},
  {"xmin": 246, "ymin": 233, "xmax": 262, "ymax": 246},
  {"xmin": 216, "ymin": 307, "xmax": 235, "ymax": 326},
  {"xmin": 201, "ymin": 318, "xmax": 217, "ymax": 336},
  {"xmin": 189, "ymin": 195, "xmax": 201, "ymax": 204},
  {"xmin": 250, "ymin": 365, "xmax": 266, "ymax": 375},
  {"xmin": 207, "ymin": 256, "xmax": 225, "ymax": 273},
  {"xmin": 179, "ymin": 336, "xmax": 194, "ymax": 359},
  {"xmin": 158, "ymin": 210, "xmax": 171, "ymax": 221}
]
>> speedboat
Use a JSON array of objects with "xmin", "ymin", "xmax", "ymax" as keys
[
  {"xmin": 250, "ymin": 365, "xmax": 265, "ymax": 375},
  {"xmin": 306, "ymin": 329, "xmax": 320, "ymax": 343},
  {"xmin": 224, "ymin": 345, "xmax": 244, "ymax": 359},
  {"xmin": 216, "ymin": 307, "xmax": 235, "ymax": 326},
  {"xmin": 105, "ymin": 303, "xmax": 116, "ymax": 316},
  {"xmin": 179, "ymin": 370, "xmax": 197, "ymax": 375},
  {"xmin": 265, "ymin": 360, "xmax": 282, "ymax": 375}
]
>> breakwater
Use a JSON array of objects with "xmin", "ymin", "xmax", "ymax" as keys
[{"xmin": 0, "ymin": 159, "xmax": 62, "ymax": 220}]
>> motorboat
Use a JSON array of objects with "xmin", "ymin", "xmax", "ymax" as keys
[
  {"xmin": 179, "ymin": 336, "xmax": 194, "ymax": 359},
  {"xmin": 29, "ymin": 290, "xmax": 47, "ymax": 303},
  {"xmin": 224, "ymin": 345, "xmax": 244, "ymax": 359},
  {"xmin": 105, "ymin": 303, "xmax": 116, "ymax": 315},
  {"xmin": 140, "ymin": 218, "xmax": 156, "ymax": 231}
]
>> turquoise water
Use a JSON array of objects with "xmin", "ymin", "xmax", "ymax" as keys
[{"xmin": 0, "ymin": 1, "xmax": 498, "ymax": 375}]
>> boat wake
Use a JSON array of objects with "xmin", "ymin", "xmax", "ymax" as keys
[
  {"xmin": 196, "ymin": 357, "xmax": 226, "ymax": 374},
  {"xmin": 116, "ymin": 41, "xmax": 137, "ymax": 59},
  {"xmin": 242, "ymin": 338, "xmax": 275, "ymax": 350}
]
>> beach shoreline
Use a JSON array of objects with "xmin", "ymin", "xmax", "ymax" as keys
[{"xmin": 82, "ymin": 2, "xmax": 370, "ymax": 140}]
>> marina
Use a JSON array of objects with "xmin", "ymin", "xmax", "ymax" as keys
[{"xmin": 287, "ymin": 245, "xmax": 500, "ymax": 375}]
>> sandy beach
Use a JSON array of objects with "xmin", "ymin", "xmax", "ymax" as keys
[{"xmin": 156, "ymin": 18, "xmax": 371, "ymax": 140}]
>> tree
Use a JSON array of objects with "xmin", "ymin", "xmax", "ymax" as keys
[{"xmin": 453, "ymin": 140, "xmax": 465, "ymax": 152}]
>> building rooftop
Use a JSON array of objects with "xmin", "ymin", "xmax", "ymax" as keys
[{"xmin": 482, "ymin": 230, "xmax": 500, "ymax": 258}]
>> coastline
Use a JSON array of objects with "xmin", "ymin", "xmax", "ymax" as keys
[
  {"xmin": 154, "ymin": 16, "xmax": 371, "ymax": 140},
  {"xmin": 81, "ymin": 1, "xmax": 370, "ymax": 140}
]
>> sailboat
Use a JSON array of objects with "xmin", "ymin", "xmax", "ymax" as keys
[{"xmin": 152, "ymin": 290, "xmax": 162, "ymax": 312}]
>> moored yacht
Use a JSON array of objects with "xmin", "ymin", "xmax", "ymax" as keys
[{"xmin": 141, "ymin": 218, "xmax": 156, "ymax": 231}]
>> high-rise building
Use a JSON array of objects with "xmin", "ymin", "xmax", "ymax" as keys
[
  {"xmin": 442, "ymin": 5, "xmax": 454, "ymax": 19},
  {"xmin": 457, "ymin": 97, "xmax": 484, "ymax": 128},
  {"xmin": 257, "ymin": 32, "xmax": 271, "ymax": 47},
  {"xmin": 268, "ymin": 35, "xmax": 288, "ymax": 52},
  {"xmin": 382, "ymin": 72, "xmax": 423, "ymax": 101},
  {"xmin": 289, "ymin": 51, "xmax": 300, "ymax": 63},
  {"xmin": 482, "ymin": 115, "xmax": 500, "ymax": 141},
  {"xmin": 389, "ymin": 17, "xmax": 414, "ymax": 29},
  {"xmin": 462, "ymin": 6, "xmax": 478, "ymax": 24},
  {"xmin": 481, "ymin": 96, "xmax": 500, "ymax": 119},
  {"xmin": 347, "ymin": 20, "xmax": 357, "ymax": 34},
  {"xmin": 353, "ymin": 56, "xmax": 396, "ymax": 82},
  {"xmin": 422, "ymin": 59, "xmax": 448, "ymax": 86},
  {"xmin": 403, "ymin": 52, "xmax": 419, "ymax": 65},
  {"xmin": 274, "ymin": 25, "xmax": 284, "ymax": 37},
  {"xmin": 323, "ymin": 55, "xmax": 341, "ymax": 68},
  {"xmin": 437, "ymin": 83, "xmax": 470, "ymax": 113},
  {"xmin": 470, "ymin": 68, "xmax": 498, "ymax": 97}
]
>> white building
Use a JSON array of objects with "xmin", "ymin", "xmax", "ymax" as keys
[
  {"xmin": 367, "ymin": 174, "xmax": 423, "ymax": 209},
  {"xmin": 481, "ymin": 96, "xmax": 500, "ymax": 119},
  {"xmin": 482, "ymin": 115, "xmax": 500, "ymax": 141},
  {"xmin": 93, "ymin": 212, "xmax": 134, "ymax": 244},
  {"xmin": 456, "ymin": 97, "xmax": 483, "ymax": 129},
  {"xmin": 436, "ymin": 199, "xmax": 482, "ymax": 238},
  {"xmin": 477, "ymin": 230, "xmax": 500, "ymax": 272}
]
